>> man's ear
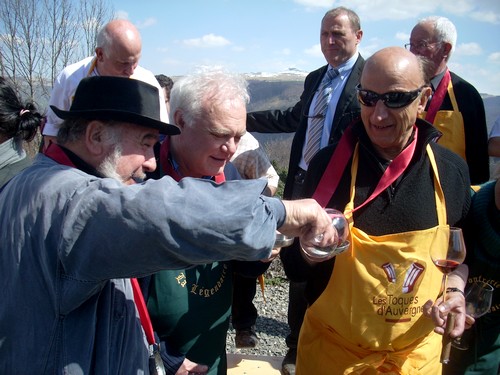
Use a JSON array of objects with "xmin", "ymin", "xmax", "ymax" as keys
[
  {"xmin": 417, "ymin": 86, "xmax": 432, "ymax": 114},
  {"xmin": 442, "ymin": 42, "xmax": 453, "ymax": 60},
  {"xmin": 173, "ymin": 109, "xmax": 186, "ymax": 130},
  {"xmin": 95, "ymin": 47, "xmax": 104, "ymax": 62},
  {"xmin": 85, "ymin": 120, "xmax": 108, "ymax": 156}
]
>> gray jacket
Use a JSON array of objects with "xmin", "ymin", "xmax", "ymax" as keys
[{"xmin": 0, "ymin": 154, "xmax": 284, "ymax": 374}]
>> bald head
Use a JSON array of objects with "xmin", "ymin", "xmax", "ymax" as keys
[
  {"xmin": 358, "ymin": 47, "xmax": 432, "ymax": 161},
  {"xmin": 361, "ymin": 47, "xmax": 428, "ymax": 89},
  {"xmin": 95, "ymin": 19, "xmax": 142, "ymax": 77}
]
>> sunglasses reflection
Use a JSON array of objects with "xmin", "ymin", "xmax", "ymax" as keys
[{"xmin": 355, "ymin": 84, "xmax": 426, "ymax": 109}]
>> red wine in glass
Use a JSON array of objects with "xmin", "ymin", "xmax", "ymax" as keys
[
  {"xmin": 429, "ymin": 227, "xmax": 466, "ymax": 364},
  {"xmin": 433, "ymin": 259, "xmax": 460, "ymax": 274}
]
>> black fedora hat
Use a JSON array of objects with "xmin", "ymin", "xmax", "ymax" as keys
[{"xmin": 51, "ymin": 76, "xmax": 180, "ymax": 135}]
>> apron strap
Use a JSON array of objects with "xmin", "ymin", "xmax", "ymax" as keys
[
  {"xmin": 86, "ymin": 57, "xmax": 98, "ymax": 77},
  {"xmin": 447, "ymin": 79, "xmax": 460, "ymax": 112},
  {"xmin": 426, "ymin": 144, "xmax": 447, "ymax": 225}
]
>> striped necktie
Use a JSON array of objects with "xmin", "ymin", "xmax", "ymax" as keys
[{"xmin": 303, "ymin": 68, "xmax": 339, "ymax": 165}]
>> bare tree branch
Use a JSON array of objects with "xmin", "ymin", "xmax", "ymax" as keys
[{"xmin": 0, "ymin": 0, "xmax": 113, "ymax": 109}]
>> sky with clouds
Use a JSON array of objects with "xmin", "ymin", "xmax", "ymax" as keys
[{"xmin": 113, "ymin": 0, "xmax": 500, "ymax": 95}]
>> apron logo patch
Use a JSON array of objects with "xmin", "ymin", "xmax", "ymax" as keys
[{"xmin": 376, "ymin": 262, "xmax": 425, "ymax": 322}]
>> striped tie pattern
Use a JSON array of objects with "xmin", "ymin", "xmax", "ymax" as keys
[{"xmin": 303, "ymin": 68, "xmax": 339, "ymax": 165}]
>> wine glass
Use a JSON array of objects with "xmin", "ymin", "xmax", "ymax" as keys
[
  {"xmin": 300, "ymin": 208, "xmax": 350, "ymax": 260},
  {"xmin": 274, "ymin": 232, "xmax": 294, "ymax": 248},
  {"xmin": 452, "ymin": 281, "xmax": 494, "ymax": 350},
  {"xmin": 430, "ymin": 227, "xmax": 467, "ymax": 302},
  {"xmin": 429, "ymin": 227, "xmax": 466, "ymax": 364}
]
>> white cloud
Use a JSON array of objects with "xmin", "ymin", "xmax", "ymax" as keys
[
  {"xmin": 488, "ymin": 52, "xmax": 500, "ymax": 63},
  {"xmin": 136, "ymin": 18, "xmax": 157, "ymax": 29},
  {"xmin": 471, "ymin": 11, "xmax": 500, "ymax": 24},
  {"xmin": 182, "ymin": 34, "xmax": 231, "ymax": 48},
  {"xmin": 304, "ymin": 43, "xmax": 322, "ymax": 57},
  {"xmin": 293, "ymin": 0, "xmax": 498, "ymax": 23},
  {"xmin": 454, "ymin": 42, "xmax": 482, "ymax": 56},
  {"xmin": 352, "ymin": 0, "xmax": 438, "ymax": 21},
  {"xmin": 441, "ymin": 1, "xmax": 474, "ymax": 16},
  {"xmin": 293, "ymin": 0, "xmax": 334, "ymax": 9}
]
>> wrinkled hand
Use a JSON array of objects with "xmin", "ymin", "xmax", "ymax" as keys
[
  {"xmin": 279, "ymin": 199, "xmax": 336, "ymax": 248},
  {"xmin": 423, "ymin": 291, "xmax": 466, "ymax": 338},
  {"xmin": 175, "ymin": 358, "xmax": 208, "ymax": 375}
]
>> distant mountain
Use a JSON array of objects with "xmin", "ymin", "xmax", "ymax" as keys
[
  {"xmin": 247, "ymin": 77, "xmax": 499, "ymax": 171},
  {"xmin": 246, "ymin": 75, "xmax": 499, "ymax": 130},
  {"xmin": 245, "ymin": 68, "xmax": 308, "ymax": 81}
]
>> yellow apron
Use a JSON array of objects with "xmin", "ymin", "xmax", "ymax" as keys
[
  {"xmin": 297, "ymin": 145, "xmax": 449, "ymax": 375},
  {"xmin": 420, "ymin": 80, "xmax": 466, "ymax": 160}
]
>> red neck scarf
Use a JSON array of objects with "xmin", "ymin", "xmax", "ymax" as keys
[
  {"xmin": 425, "ymin": 68, "xmax": 451, "ymax": 124},
  {"xmin": 313, "ymin": 125, "xmax": 418, "ymax": 213}
]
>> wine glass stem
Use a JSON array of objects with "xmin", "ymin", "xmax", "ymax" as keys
[{"xmin": 438, "ymin": 274, "xmax": 448, "ymax": 302}]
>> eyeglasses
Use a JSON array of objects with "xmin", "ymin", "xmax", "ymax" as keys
[
  {"xmin": 356, "ymin": 84, "xmax": 425, "ymax": 109},
  {"xmin": 404, "ymin": 41, "xmax": 441, "ymax": 51}
]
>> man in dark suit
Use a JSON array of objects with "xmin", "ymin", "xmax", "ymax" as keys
[
  {"xmin": 407, "ymin": 16, "xmax": 489, "ymax": 184},
  {"xmin": 246, "ymin": 7, "xmax": 364, "ymax": 375}
]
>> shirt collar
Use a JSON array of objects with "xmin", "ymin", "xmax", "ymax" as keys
[
  {"xmin": 430, "ymin": 70, "xmax": 446, "ymax": 91},
  {"xmin": 59, "ymin": 145, "xmax": 104, "ymax": 178},
  {"xmin": 329, "ymin": 51, "xmax": 359, "ymax": 77}
]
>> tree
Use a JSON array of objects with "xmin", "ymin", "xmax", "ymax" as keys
[
  {"xmin": 79, "ymin": 0, "xmax": 114, "ymax": 58},
  {"xmin": 0, "ymin": 0, "xmax": 113, "ymax": 107},
  {"xmin": 42, "ymin": 0, "xmax": 79, "ymax": 98},
  {"xmin": 0, "ymin": 0, "xmax": 45, "ymax": 102}
]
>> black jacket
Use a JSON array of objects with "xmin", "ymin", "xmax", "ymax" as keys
[{"xmin": 246, "ymin": 55, "xmax": 365, "ymax": 199}]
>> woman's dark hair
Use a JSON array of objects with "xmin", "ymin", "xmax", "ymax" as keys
[{"xmin": 0, "ymin": 77, "xmax": 44, "ymax": 141}]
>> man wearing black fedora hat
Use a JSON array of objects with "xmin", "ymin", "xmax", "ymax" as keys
[{"xmin": 0, "ymin": 76, "xmax": 338, "ymax": 374}]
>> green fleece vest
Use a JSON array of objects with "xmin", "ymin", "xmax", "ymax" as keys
[{"xmin": 147, "ymin": 262, "xmax": 233, "ymax": 375}]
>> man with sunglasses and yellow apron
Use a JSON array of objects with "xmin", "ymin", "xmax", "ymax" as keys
[
  {"xmin": 407, "ymin": 16, "xmax": 489, "ymax": 185},
  {"xmin": 280, "ymin": 47, "xmax": 471, "ymax": 374}
]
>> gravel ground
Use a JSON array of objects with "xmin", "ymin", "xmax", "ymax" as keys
[{"xmin": 225, "ymin": 259, "xmax": 290, "ymax": 358}]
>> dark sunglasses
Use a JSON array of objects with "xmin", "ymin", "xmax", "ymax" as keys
[{"xmin": 356, "ymin": 84, "xmax": 425, "ymax": 109}]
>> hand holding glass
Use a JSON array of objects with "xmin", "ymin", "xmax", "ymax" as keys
[
  {"xmin": 429, "ymin": 227, "xmax": 466, "ymax": 364},
  {"xmin": 300, "ymin": 208, "xmax": 350, "ymax": 260},
  {"xmin": 430, "ymin": 227, "xmax": 467, "ymax": 301}
]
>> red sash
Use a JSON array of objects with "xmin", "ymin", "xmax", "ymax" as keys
[
  {"xmin": 425, "ymin": 69, "xmax": 451, "ymax": 124},
  {"xmin": 312, "ymin": 125, "xmax": 418, "ymax": 213},
  {"xmin": 45, "ymin": 143, "xmax": 157, "ymax": 345}
]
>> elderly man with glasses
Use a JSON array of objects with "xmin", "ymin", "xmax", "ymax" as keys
[
  {"xmin": 406, "ymin": 16, "xmax": 489, "ymax": 185},
  {"xmin": 280, "ymin": 46, "xmax": 471, "ymax": 374}
]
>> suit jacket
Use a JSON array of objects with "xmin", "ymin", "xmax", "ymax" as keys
[{"xmin": 246, "ymin": 55, "xmax": 365, "ymax": 199}]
